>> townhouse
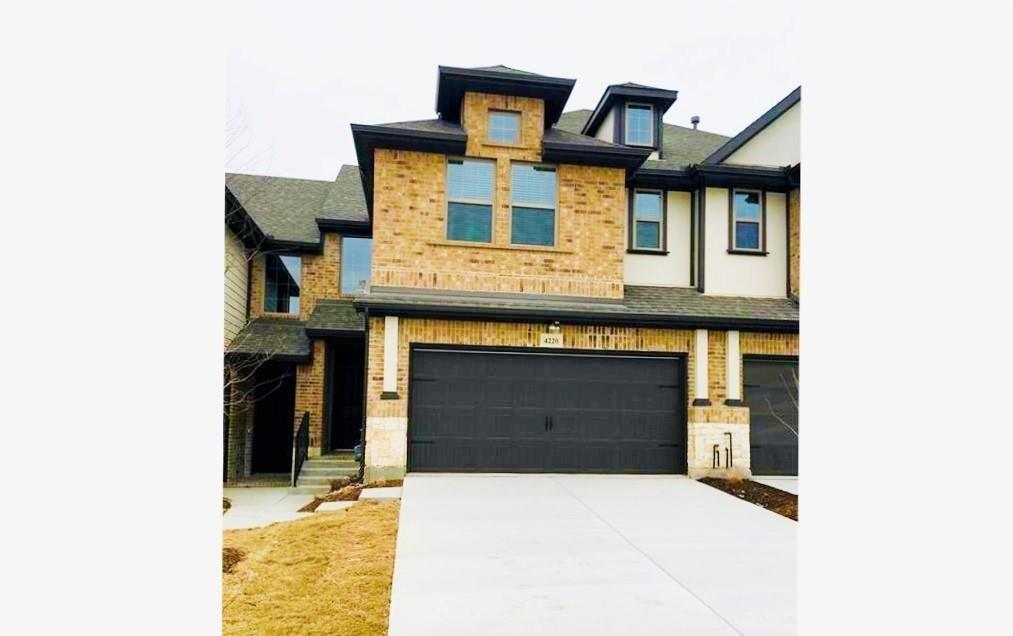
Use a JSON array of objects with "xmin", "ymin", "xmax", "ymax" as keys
[{"xmin": 225, "ymin": 65, "xmax": 800, "ymax": 489}]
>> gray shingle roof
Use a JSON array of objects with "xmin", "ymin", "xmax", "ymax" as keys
[
  {"xmin": 227, "ymin": 318, "xmax": 311, "ymax": 360},
  {"xmin": 371, "ymin": 118, "xmax": 466, "ymax": 134},
  {"xmin": 359, "ymin": 285, "xmax": 798, "ymax": 327},
  {"xmin": 556, "ymin": 109, "xmax": 730, "ymax": 171},
  {"xmin": 225, "ymin": 165, "xmax": 367, "ymax": 245},
  {"xmin": 469, "ymin": 65, "xmax": 542, "ymax": 76},
  {"xmin": 306, "ymin": 299, "xmax": 365, "ymax": 333}
]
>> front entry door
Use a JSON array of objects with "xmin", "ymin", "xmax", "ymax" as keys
[
  {"xmin": 328, "ymin": 340, "xmax": 365, "ymax": 451},
  {"xmin": 252, "ymin": 362, "xmax": 296, "ymax": 473}
]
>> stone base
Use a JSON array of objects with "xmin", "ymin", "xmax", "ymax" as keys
[
  {"xmin": 364, "ymin": 465, "xmax": 407, "ymax": 483},
  {"xmin": 687, "ymin": 405, "xmax": 751, "ymax": 478}
]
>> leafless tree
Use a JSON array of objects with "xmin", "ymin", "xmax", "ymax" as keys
[{"xmin": 763, "ymin": 367, "xmax": 799, "ymax": 438}]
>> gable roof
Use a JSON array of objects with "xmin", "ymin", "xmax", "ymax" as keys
[
  {"xmin": 556, "ymin": 109, "xmax": 729, "ymax": 171},
  {"xmin": 225, "ymin": 165, "xmax": 368, "ymax": 246},
  {"xmin": 703, "ymin": 86, "xmax": 801, "ymax": 165}
]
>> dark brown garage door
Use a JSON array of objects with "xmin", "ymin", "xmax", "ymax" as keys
[
  {"xmin": 408, "ymin": 346, "xmax": 685, "ymax": 473},
  {"xmin": 745, "ymin": 357, "xmax": 799, "ymax": 476}
]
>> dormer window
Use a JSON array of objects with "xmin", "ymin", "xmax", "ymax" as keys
[
  {"xmin": 625, "ymin": 103, "xmax": 654, "ymax": 146},
  {"xmin": 488, "ymin": 110, "xmax": 520, "ymax": 144}
]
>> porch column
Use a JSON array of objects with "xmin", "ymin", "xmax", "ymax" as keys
[
  {"xmin": 693, "ymin": 329, "xmax": 710, "ymax": 406},
  {"xmin": 726, "ymin": 330, "xmax": 742, "ymax": 406},
  {"xmin": 381, "ymin": 315, "xmax": 399, "ymax": 399}
]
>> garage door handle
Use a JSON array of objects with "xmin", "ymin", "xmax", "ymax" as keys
[
  {"xmin": 544, "ymin": 416, "xmax": 550, "ymax": 432},
  {"xmin": 657, "ymin": 443, "xmax": 680, "ymax": 447}
]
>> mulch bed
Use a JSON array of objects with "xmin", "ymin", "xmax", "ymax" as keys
[
  {"xmin": 298, "ymin": 478, "xmax": 405, "ymax": 513},
  {"xmin": 699, "ymin": 478, "xmax": 798, "ymax": 521},
  {"xmin": 222, "ymin": 547, "xmax": 245, "ymax": 573}
]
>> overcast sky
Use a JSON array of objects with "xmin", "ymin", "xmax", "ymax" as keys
[{"xmin": 226, "ymin": 0, "xmax": 799, "ymax": 180}]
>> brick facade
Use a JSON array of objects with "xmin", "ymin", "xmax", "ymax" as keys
[
  {"xmin": 370, "ymin": 91, "xmax": 627, "ymax": 299},
  {"xmin": 363, "ymin": 316, "xmax": 798, "ymax": 481},
  {"xmin": 248, "ymin": 233, "xmax": 343, "ymax": 321}
]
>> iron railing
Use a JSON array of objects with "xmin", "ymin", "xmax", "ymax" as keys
[{"xmin": 291, "ymin": 411, "xmax": 310, "ymax": 487}]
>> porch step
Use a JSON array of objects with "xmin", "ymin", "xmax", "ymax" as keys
[
  {"xmin": 288, "ymin": 485, "xmax": 330, "ymax": 495},
  {"xmin": 294, "ymin": 455, "xmax": 361, "ymax": 492}
]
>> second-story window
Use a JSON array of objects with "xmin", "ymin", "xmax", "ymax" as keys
[
  {"xmin": 632, "ymin": 190, "xmax": 664, "ymax": 250},
  {"xmin": 510, "ymin": 164, "xmax": 556, "ymax": 246},
  {"xmin": 488, "ymin": 110, "xmax": 520, "ymax": 144},
  {"xmin": 265, "ymin": 254, "xmax": 301, "ymax": 314},
  {"xmin": 625, "ymin": 103, "xmax": 654, "ymax": 146},
  {"xmin": 340, "ymin": 237, "xmax": 372, "ymax": 295},
  {"xmin": 446, "ymin": 158, "xmax": 494, "ymax": 243},
  {"xmin": 731, "ymin": 189, "xmax": 764, "ymax": 252}
]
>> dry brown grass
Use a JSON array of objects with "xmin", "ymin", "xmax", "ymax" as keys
[{"xmin": 222, "ymin": 500, "xmax": 401, "ymax": 636}]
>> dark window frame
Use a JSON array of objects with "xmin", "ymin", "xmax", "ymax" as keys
[
  {"xmin": 509, "ymin": 161, "xmax": 557, "ymax": 247},
  {"xmin": 727, "ymin": 188, "xmax": 768, "ymax": 255},
  {"xmin": 628, "ymin": 188, "xmax": 667, "ymax": 254},
  {"xmin": 264, "ymin": 253, "xmax": 302, "ymax": 314},
  {"xmin": 445, "ymin": 156, "xmax": 495, "ymax": 244},
  {"xmin": 624, "ymin": 103, "xmax": 655, "ymax": 147},
  {"xmin": 339, "ymin": 235, "xmax": 372, "ymax": 296}
]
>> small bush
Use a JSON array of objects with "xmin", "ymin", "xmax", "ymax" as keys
[{"xmin": 222, "ymin": 547, "xmax": 245, "ymax": 573}]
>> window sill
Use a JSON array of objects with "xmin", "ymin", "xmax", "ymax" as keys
[
  {"xmin": 429, "ymin": 240, "xmax": 573, "ymax": 254},
  {"xmin": 727, "ymin": 249, "xmax": 769, "ymax": 256},
  {"xmin": 481, "ymin": 140, "xmax": 528, "ymax": 150},
  {"xmin": 627, "ymin": 248, "xmax": 669, "ymax": 255}
]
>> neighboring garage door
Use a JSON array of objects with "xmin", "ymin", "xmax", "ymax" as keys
[
  {"xmin": 408, "ymin": 347, "xmax": 685, "ymax": 473},
  {"xmin": 745, "ymin": 357, "xmax": 799, "ymax": 476}
]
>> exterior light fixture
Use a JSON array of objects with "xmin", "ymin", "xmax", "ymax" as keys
[{"xmin": 548, "ymin": 321, "xmax": 561, "ymax": 334}]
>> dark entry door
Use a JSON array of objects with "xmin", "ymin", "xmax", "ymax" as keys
[
  {"xmin": 408, "ymin": 347, "xmax": 685, "ymax": 473},
  {"xmin": 252, "ymin": 362, "xmax": 296, "ymax": 473},
  {"xmin": 328, "ymin": 340, "xmax": 365, "ymax": 451},
  {"xmin": 744, "ymin": 357, "xmax": 799, "ymax": 476}
]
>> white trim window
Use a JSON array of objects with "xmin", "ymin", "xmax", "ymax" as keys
[
  {"xmin": 488, "ymin": 110, "xmax": 520, "ymax": 144},
  {"xmin": 632, "ymin": 189, "xmax": 664, "ymax": 250},
  {"xmin": 732, "ymin": 189, "xmax": 763, "ymax": 251},
  {"xmin": 625, "ymin": 103, "xmax": 654, "ymax": 146},
  {"xmin": 446, "ymin": 158, "xmax": 495, "ymax": 243},
  {"xmin": 510, "ymin": 163, "xmax": 556, "ymax": 246}
]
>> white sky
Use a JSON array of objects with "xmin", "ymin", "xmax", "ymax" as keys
[{"xmin": 226, "ymin": 0, "xmax": 800, "ymax": 180}]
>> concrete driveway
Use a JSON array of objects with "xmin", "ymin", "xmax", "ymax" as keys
[{"xmin": 388, "ymin": 474, "xmax": 796, "ymax": 636}]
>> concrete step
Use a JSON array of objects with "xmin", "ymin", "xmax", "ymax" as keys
[
  {"xmin": 300, "ymin": 467, "xmax": 358, "ymax": 477},
  {"xmin": 302, "ymin": 463, "xmax": 357, "ymax": 470},
  {"xmin": 288, "ymin": 485, "xmax": 330, "ymax": 495},
  {"xmin": 297, "ymin": 475, "xmax": 356, "ymax": 487}
]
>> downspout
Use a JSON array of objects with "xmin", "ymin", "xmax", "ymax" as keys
[{"xmin": 356, "ymin": 307, "xmax": 369, "ymax": 482}]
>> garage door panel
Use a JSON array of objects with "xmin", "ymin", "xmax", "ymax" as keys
[
  {"xmin": 745, "ymin": 358, "xmax": 799, "ymax": 476},
  {"xmin": 409, "ymin": 348, "xmax": 685, "ymax": 473}
]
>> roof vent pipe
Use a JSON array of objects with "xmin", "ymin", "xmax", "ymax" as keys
[{"xmin": 691, "ymin": 115, "xmax": 700, "ymax": 130}]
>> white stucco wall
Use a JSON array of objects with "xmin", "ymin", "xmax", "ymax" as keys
[
  {"xmin": 624, "ymin": 191, "xmax": 692, "ymax": 287},
  {"xmin": 723, "ymin": 102, "xmax": 800, "ymax": 167},
  {"xmin": 594, "ymin": 107, "xmax": 615, "ymax": 142},
  {"xmin": 703, "ymin": 187, "xmax": 787, "ymax": 297},
  {"xmin": 224, "ymin": 226, "xmax": 249, "ymax": 347}
]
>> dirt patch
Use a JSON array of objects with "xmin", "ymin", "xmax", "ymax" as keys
[
  {"xmin": 299, "ymin": 479, "xmax": 403, "ymax": 513},
  {"xmin": 222, "ymin": 547, "xmax": 244, "ymax": 573},
  {"xmin": 699, "ymin": 478, "xmax": 798, "ymax": 521},
  {"xmin": 363, "ymin": 479, "xmax": 403, "ymax": 489},
  {"xmin": 223, "ymin": 500, "xmax": 400, "ymax": 636}
]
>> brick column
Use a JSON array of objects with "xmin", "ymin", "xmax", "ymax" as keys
[{"xmin": 294, "ymin": 340, "xmax": 327, "ymax": 457}]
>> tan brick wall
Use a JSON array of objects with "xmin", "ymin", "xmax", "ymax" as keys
[
  {"xmin": 248, "ymin": 233, "xmax": 343, "ymax": 321},
  {"xmin": 369, "ymin": 91, "xmax": 627, "ymax": 300},
  {"xmin": 789, "ymin": 187, "xmax": 800, "ymax": 298},
  {"xmin": 363, "ymin": 320, "xmax": 797, "ymax": 479},
  {"xmin": 294, "ymin": 340, "xmax": 327, "ymax": 457}
]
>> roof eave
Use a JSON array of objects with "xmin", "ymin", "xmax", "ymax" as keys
[
  {"xmin": 354, "ymin": 299, "xmax": 798, "ymax": 334},
  {"xmin": 541, "ymin": 140, "xmax": 651, "ymax": 176},
  {"xmin": 435, "ymin": 66, "xmax": 576, "ymax": 126}
]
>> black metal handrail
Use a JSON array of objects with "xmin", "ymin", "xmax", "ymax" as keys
[{"xmin": 291, "ymin": 411, "xmax": 310, "ymax": 487}]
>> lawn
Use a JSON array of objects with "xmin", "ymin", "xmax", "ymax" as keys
[{"xmin": 222, "ymin": 500, "xmax": 401, "ymax": 635}]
